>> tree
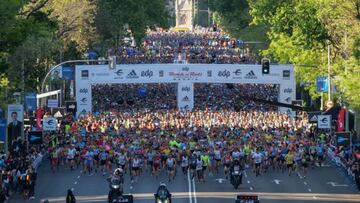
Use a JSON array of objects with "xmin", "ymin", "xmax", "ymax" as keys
[
  {"xmin": 209, "ymin": 0, "xmax": 269, "ymax": 53},
  {"xmin": 94, "ymin": 0, "xmax": 169, "ymax": 49},
  {"xmin": 248, "ymin": 0, "xmax": 360, "ymax": 109}
]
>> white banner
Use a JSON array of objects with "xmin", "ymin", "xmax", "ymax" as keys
[
  {"xmin": 43, "ymin": 117, "xmax": 57, "ymax": 131},
  {"xmin": 177, "ymin": 82, "xmax": 194, "ymax": 110},
  {"xmin": 76, "ymin": 64, "xmax": 295, "ymax": 114},
  {"xmin": 47, "ymin": 99, "xmax": 58, "ymax": 108},
  {"xmin": 318, "ymin": 115, "xmax": 332, "ymax": 129}
]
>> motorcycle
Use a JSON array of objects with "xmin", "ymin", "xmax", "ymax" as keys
[
  {"xmin": 108, "ymin": 178, "xmax": 124, "ymax": 203},
  {"xmin": 154, "ymin": 184, "xmax": 171, "ymax": 203},
  {"xmin": 231, "ymin": 165, "xmax": 243, "ymax": 189}
]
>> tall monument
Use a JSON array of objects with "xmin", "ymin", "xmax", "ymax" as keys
[{"xmin": 175, "ymin": 0, "xmax": 193, "ymax": 29}]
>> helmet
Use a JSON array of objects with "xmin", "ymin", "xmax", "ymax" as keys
[{"xmin": 114, "ymin": 168, "xmax": 123, "ymax": 176}]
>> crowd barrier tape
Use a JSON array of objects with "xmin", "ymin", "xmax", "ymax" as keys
[
  {"xmin": 32, "ymin": 154, "xmax": 43, "ymax": 170},
  {"xmin": 327, "ymin": 145, "xmax": 355, "ymax": 180}
]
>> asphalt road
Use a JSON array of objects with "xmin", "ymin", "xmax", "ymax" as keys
[{"xmin": 8, "ymin": 159, "xmax": 360, "ymax": 203}]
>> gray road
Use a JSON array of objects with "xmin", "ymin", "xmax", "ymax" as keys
[{"xmin": 8, "ymin": 160, "xmax": 360, "ymax": 203}]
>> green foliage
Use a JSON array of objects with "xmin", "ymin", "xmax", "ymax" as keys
[
  {"xmin": 94, "ymin": 0, "xmax": 169, "ymax": 48},
  {"xmin": 209, "ymin": 0, "xmax": 269, "ymax": 52},
  {"xmin": 248, "ymin": 0, "xmax": 360, "ymax": 109}
]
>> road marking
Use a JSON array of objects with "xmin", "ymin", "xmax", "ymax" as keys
[
  {"xmin": 308, "ymin": 189, "xmax": 312, "ymax": 192},
  {"xmin": 71, "ymin": 188, "xmax": 75, "ymax": 191},
  {"xmin": 244, "ymin": 171, "xmax": 248, "ymax": 178},
  {"xmin": 187, "ymin": 169, "xmax": 193, "ymax": 203},
  {"xmin": 192, "ymin": 176, "xmax": 197, "ymax": 203},
  {"xmin": 215, "ymin": 178, "xmax": 226, "ymax": 183},
  {"xmin": 304, "ymin": 182, "xmax": 307, "ymax": 185},
  {"xmin": 313, "ymin": 196, "xmax": 317, "ymax": 199},
  {"xmin": 250, "ymin": 187, "xmax": 253, "ymax": 191},
  {"xmin": 327, "ymin": 182, "xmax": 349, "ymax": 187},
  {"xmin": 74, "ymin": 181, "xmax": 77, "ymax": 185},
  {"xmin": 77, "ymin": 176, "xmax": 80, "ymax": 179},
  {"xmin": 247, "ymin": 180, "xmax": 250, "ymax": 184},
  {"xmin": 273, "ymin": 179, "xmax": 282, "ymax": 185}
]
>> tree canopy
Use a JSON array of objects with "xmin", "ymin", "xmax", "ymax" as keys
[
  {"xmin": 211, "ymin": 0, "xmax": 360, "ymax": 109},
  {"xmin": 0, "ymin": 0, "xmax": 169, "ymax": 108}
]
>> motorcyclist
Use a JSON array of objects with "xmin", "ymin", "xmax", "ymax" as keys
[
  {"xmin": 156, "ymin": 183, "xmax": 171, "ymax": 200},
  {"xmin": 109, "ymin": 168, "xmax": 124, "ymax": 184}
]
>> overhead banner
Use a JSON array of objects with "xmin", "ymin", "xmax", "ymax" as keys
[
  {"xmin": 42, "ymin": 117, "xmax": 57, "ymax": 131},
  {"xmin": 76, "ymin": 64, "xmax": 295, "ymax": 115}
]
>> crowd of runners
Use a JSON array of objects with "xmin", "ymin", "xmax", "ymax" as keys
[
  {"xmin": 44, "ymin": 82, "xmax": 337, "ymax": 187},
  {"xmin": 112, "ymin": 27, "xmax": 257, "ymax": 64}
]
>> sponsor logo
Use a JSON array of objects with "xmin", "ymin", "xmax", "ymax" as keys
[
  {"xmin": 81, "ymin": 70, "xmax": 89, "ymax": 79},
  {"xmin": 218, "ymin": 70, "xmax": 231, "ymax": 78},
  {"xmin": 94, "ymin": 73, "xmax": 109, "ymax": 76},
  {"xmin": 46, "ymin": 119, "xmax": 55, "ymax": 126},
  {"xmin": 141, "ymin": 70, "xmax": 153, "ymax": 78},
  {"xmin": 285, "ymin": 97, "xmax": 291, "ymax": 102},
  {"xmin": 114, "ymin": 69, "xmax": 124, "ymax": 79},
  {"xmin": 181, "ymin": 86, "xmax": 191, "ymax": 92},
  {"xmin": 81, "ymin": 109, "xmax": 87, "ymax": 114},
  {"xmin": 80, "ymin": 97, "xmax": 87, "ymax": 103},
  {"xmin": 68, "ymin": 104, "xmax": 76, "ymax": 109},
  {"xmin": 232, "ymin": 68, "xmax": 242, "ymax": 79},
  {"xmin": 207, "ymin": 70, "xmax": 212, "ymax": 77},
  {"xmin": 182, "ymin": 66, "xmax": 190, "ymax": 71},
  {"xmin": 283, "ymin": 70, "xmax": 290, "ymax": 79},
  {"xmin": 169, "ymin": 72, "xmax": 202, "ymax": 80},
  {"xmin": 79, "ymin": 88, "xmax": 88, "ymax": 94},
  {"xmin": 284, "ymin": 88, "xmax": 293, "ymax": 93},
  {"xmin": 126, "ymin": 70, "xmax": 139, "ymax": 79},
  {"xmin": 234, "ymin": 69, "xmax": 242, "ymax": 76},
  {"xmin": 244, "ymin": 70, "xmax": 257, "ymax": 79},
  {"xmin": 159, "ymin": 70, "xmax": 164, "ymax": 77},
  {"xmin": 115, "ymin": 69, "xmax": 123, "ymax": 76},
  {"xmin": 182, "ymin": 96, "xmax": 190, "ymax": 101}
]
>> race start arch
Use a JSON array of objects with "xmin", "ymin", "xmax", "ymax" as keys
[{"xmin": 75, "ymin": 64, "xmax": 295, "ymax": 116}]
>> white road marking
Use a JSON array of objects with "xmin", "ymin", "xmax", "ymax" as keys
[
  {"xmin": 187, "ymin": 169, "xmax": 193, "ymax": 203},
  {"xmin": 71, "ymin": 188, "xmax": 75, "ymax": 191},
  {"xmin": 250, "ymin": 187, "xmax": 253, "ymax": 191},
  {"xmin": 308, "ymin": 189, "xmax": 312, "ymax": 192},
  {"xmin": 273, "ymin": 179, "xmax": 282, "ymax": 185},
  {"xmin": 313, "ymin": 196, "xmax": 317, "ymax": 199},
  {"xmin": 192, "ymin": 176, "xmax": 197, "ymax": 203},
  {"xmin": 327, "ymin": 182, "xmax": 349, "ymax": 187},
  {"xmin": 247, "ymin": 180, "xmax": 250, "ymax": 184},
  {"xmin": 304, "ymin": 182, "xmax": 307, "ymax": 185},
  {"xmin": 77, "ymin": 176, "xmax": 80, "ymax": 179},
  {"xmin": 74, "ymin": 181, "xmax": 77, "ymax": 185},
  {"xmin": 244, "ymin": 171, "xmax": 248, "ymax": 178}
]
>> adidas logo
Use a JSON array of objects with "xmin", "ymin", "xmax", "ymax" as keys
[
  {"xmin": 245, "ymin": 70, "xmax": 257, "ymax": 79},
  {"xmin": 126, "ymin": 70, "xmax": 139, "ymax": 79},
  {"xmin": 182, "ymin": 96, "xmax": 190, "ymax": 101}
]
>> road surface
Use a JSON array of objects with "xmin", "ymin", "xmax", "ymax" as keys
[{"xmin": 8, "ymin": 160, "xmax": 360, "ymax": 203}]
